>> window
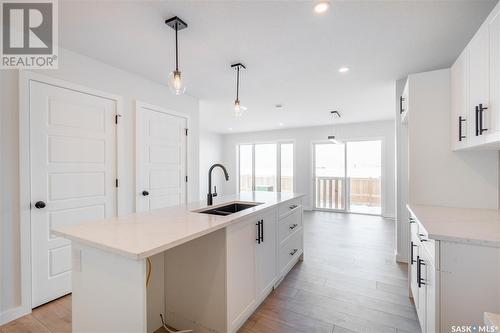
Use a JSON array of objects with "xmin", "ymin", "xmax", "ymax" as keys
[
  {"xmin": 280, "ymin": 143, "xmax": 294, "ymax": 193},
  {"xmin": 238, "ymin": 142, "xmax": 294, "ymax": 193},
  {"xmin": 255, "ymin": 144, "xmax": 277, "ymax": 191},
  {"xmin": 239, "ymin": 145, "xmax": 253, "ymax": 192}
]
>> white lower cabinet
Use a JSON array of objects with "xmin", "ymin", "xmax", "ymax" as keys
[
  {"xmin": 255, "ymin": 211, "xmax": 277, "ymax": 302},
  {"xmin": 227, "ymin": 201, "xmax": 303, "ymax": 332},
  {"xmin": 409, "ymin": 215, "xmax": 439, "ymax": 333},
  {"xmin": 408, "ymin": 210, "xmax": 500, "ymax": 333},
  {"xmin": 227, "ymin": 216, "xmax": 258, "ymax": 331}
]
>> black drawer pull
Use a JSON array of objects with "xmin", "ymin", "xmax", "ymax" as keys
[
  {"xmin": 289, "ymin": 204, "xmax": 298, "ymax": 210},
  {"xmin": 479, "ymin": 104, "xmax": 488, "ymax": 135},
  {"xmin": 410, "ymin": 241, "xmax": 417, "ymax": 265},
  {"xmin": 289, "ymin": 223, "xmax": 298, "ymax": 230},
  {"xmin": 459, "ymin": 116, "xmax": 466, "ymax": 141},
  {"xmin": 475, "ymin": 105, "xmax": 480, "ymax": 136},
  {"xmin": 289, "ymin": 249, "xmax": 298, "ymax": 256},
  {"xmin": 417, "ymin": 257, "xmax": 426, "ymax": 288}
]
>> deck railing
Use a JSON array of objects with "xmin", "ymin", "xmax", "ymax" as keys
[{"xmin": 315, "ymin": 176, "xmax": 381, "ymax": 210}]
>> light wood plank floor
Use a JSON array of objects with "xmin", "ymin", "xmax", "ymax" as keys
[{"xmin": 1, "ymin": 211, "xmax": 419, "ymax": 333}]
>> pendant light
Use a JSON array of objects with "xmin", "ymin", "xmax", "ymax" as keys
[
  {"xmin": 165, "ymin": 16, "xmax": 188, "ymax": 95},
  {"xmin": 231, "ymin": 63, "xmax": 247, "ymax": 117},
  {"xmin": 328, "ymin": 111, "xmax": 342, "ymax": 144}
]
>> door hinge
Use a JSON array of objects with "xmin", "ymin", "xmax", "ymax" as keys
[
  {"xmin": 185, "ymin": 128, "xmax": 188, "ymax": 136},
  {"xmin": 115, "ymin": 179, "xmax": 119, "ymax": 188},
  {"xmin": 185, "ymin": 176, "xmax": 188, "ymax": 182}
]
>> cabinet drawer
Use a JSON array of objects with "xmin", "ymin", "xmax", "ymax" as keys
[
  {"xmin": 278, "ymin": 199, "xmax": 301, "ymax": 219},
  {"xmin": 278, "ymin": 210, "xmax": 302, "ymax": 244},
  {"xmin": 278, "ymin": 230, "xmax": 302, "ymax": 274}
]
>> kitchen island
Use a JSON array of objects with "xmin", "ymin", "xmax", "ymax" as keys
[{"xmin": 53, "ymin": 192, "xmax": 305, "ymax": 333}]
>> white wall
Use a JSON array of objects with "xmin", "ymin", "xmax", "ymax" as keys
[
  {"xmin": 199, "ymin": 130, "xmax": 225, "ymax": 201},
  {"xmin": 0, "ymin": 48, "xmax": 200, "ymax": 319},
  {"xmin": 221, "ymin": 120, "xmax": 396, "ymax": 217}
]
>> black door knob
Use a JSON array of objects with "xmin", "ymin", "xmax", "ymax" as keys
[
  {"xmin": 34, "ymin": 201, "xmax": 46, "ymax": 209},
  {"xmin": 142, "ymin": 190, "xmax": 149, "ymax": 196}
]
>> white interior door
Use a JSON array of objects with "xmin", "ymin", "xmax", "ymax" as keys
[
  {"xmin": 30, "ymin": 81, "xmax": 117, "ymax": 307},
  {"xmin": 136, "ymin": 104, "xmax": 187, "ymax": 212}
]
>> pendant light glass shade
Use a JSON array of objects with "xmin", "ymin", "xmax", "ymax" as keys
[
  {"xmin": 234, "ymin": 99, "xmax": 243, "ymax": 117},
  {"xmin": 168, "ymin": 70, "xmax": 186, "ymax": 95}
]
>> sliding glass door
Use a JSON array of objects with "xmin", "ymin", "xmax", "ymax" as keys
[
  {"xmin": 313, "ymin": 140, "xmax": 382, "ymax": 215},
  {"xmin": 346, "ymin": 141, "xmax": 382, "ymax": 215},
  {"xmin": 313, "ymin": 143, "xmax": 346, "ymax": 210}
]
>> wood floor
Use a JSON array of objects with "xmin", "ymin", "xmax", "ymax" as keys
[{"xmin": 1, "ymin": 211, "xmax": 419, "ymax": 333}]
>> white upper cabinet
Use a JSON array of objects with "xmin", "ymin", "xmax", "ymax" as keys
[
  {"xmin": 468, "ymin": 25, "xmax": 489, "ymax": 146},
  {"xmin": 487, "ymin": 10, "xmax": 500, "ymax": 144},
  {"xmin": 451, "ymin": 2, "xmax": 500, "ymax": 150},
  {"xmin": 451, "ymin": 50, "xmax": 469, "ymax": 150}
]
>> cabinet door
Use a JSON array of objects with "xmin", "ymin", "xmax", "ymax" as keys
[
  {"xmin": 417, "ymin": 252, "xmax": 427, "ymax": 332},
  {"xmin": 425, "ymin": 257, "xmax": 437, "ymax": 333},
  {"xmin": 226, "ymin": 217, "xmax": 257, "ymax": 331},
  {"xmin": 468, "ymin": 25, "xmax": 490, "ymax": 146},
  {"xmin": 410, "ymin": 224, "xmax": 420, "ymax": 309},
  {"xmin": 255, "ymin": 211, "xmax": 277, "ymax": 302},
  {"xmin": 451, "ymin": 50, "xmax": 469, "ymax": 150},
  {"xmin": 487, "ymin": 10, "xmax": 500, "ymax": 142}
]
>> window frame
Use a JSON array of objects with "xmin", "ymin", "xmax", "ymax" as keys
[{"xmin": 237, "ymin": 140, "xmax": 295, "ymax": 193}]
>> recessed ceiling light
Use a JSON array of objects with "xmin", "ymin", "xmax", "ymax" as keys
[
  {"xmin": 228, "ymin": 127, "xmax": 233, "ymax": 131},
  {"xmin": 338, "ymin": 67, "xmax": 349, "ymax": 73},
  {"xmin": 314, "ymin": 1, "xmax": 330, "ymax": 14},
  {"xmin": 279, "ymin": 122, "xmax": 284, "ymax": 127}
]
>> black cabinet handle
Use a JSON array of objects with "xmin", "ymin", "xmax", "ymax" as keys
[
  {"xmin": 34, "ymin": 201, "xmax": 46, "ymax": 209},
  {"xmin": 142, "ymin": 190, "xmax": 149, "ymax": 196},
  {"xmin": 479, "ymin": 104, "xmax": 488, "ymax": 135},
  {"xmin": 417, "ymin": 256, "xmax": 421, "ymax": 287},
  {"xmin": 260, "ymin": 220, "xmax": 264, "ymax": 242},
  {"xmin": 289, "ymin": 204, "xmax": 298, "ymax": 210},
  {"xmin": 400, "ymin": 96, "xmax": 405, "ymax": 114},
  {"xmin": 459, "ymin": 116, "xmax": 466, "ymax": 141},
  {"xmin": 289, "ymin": 223, "xmax": 298, "ymax": 230},
  {"xmin": 256, "ymin": 221, "xmax": 261, "ymax": 244},
  {"xmin": 417, "ymin": 257, "xmax": 426, "ymax": 288},
  {"xmin": 409, "ymin": 217, "xmax": 415, "ymax": 224},
  {"xmin": 475, "ymin": 105, "xmax": 480, "ymax": 136},
  {"xmin": 410, "ymin": 241, "xmax": 417, "ymax": 265},
  {"xmin": 289, "ymin": 249, "xmax": 298, "ymax": 256},
  {"xmin": 419, "ymin": 233, "xmax": 428, "ymax": 242}
]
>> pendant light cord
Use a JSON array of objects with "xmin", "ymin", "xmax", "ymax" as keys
[
  {"xmin": 236, "ymin": 66, "xmax": 240, "ymax": 100},
  {"xmin": 175, "ymin": 22, "xmax": 179, "ymax": 71}
]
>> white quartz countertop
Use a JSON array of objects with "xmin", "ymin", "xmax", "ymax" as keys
[
  {"xmin": 53, "ymin": 192, "xmax": 305, "ymax": 260},
  {"xmin": 407, "ymin": 204, "xmax": 500, "ymax": 247}
]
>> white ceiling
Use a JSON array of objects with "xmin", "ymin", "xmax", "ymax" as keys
[{"xmin": 59, "ymin": 0, "xmax": 497, "ymax": 133}]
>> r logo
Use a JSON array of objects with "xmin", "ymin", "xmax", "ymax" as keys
[{"xmin": 2, "ymin": 2, "xmax": 53, "ymax": 54}]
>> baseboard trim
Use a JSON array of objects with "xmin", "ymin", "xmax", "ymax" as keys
[{"xmin": 0, "ymin": 305, "xmax": 30, "ymax": 326}]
